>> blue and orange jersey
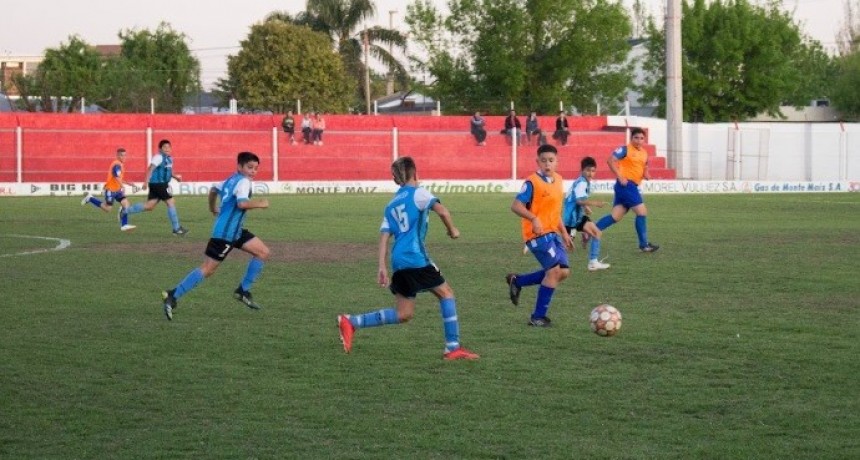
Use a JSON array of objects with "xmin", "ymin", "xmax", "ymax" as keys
[
  {"xmin": 516, "ymin": 171, "xmax": 564, "ymax": 241},
  {"xmin": 612, "ymin": 144, "xmax": 648, "ymax": 184},
  {"xmin": 104, "ymin": 160, "xmax": 124, "ymax": 192},
  {"xmin": 380, "ymin": 184, "xmax": 438, "ymax": 271}
]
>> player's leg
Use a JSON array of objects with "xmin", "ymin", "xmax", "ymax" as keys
[
  {"xmin": 233, "ymin": 233, "xmax": 268, "ymax": 309},
  {"xmin": 162, "ymin": 240, "xmax": 229, "ymax": 320},
  {"xmin": 429, "ymin": 281, "xmax": 480, "ymax": 360},
  {"xmin": 631, "ymin": 202, "xmax": 658, "ymax": 252},
  {"xmin": 337, "ymin": 269, "xmax": 417, "ymax": 353},
  {"xmin": 81, "ymin": 191, "xmax": 104, "ymax": 210},
  {"xmin": 529, "ymin": 237, "xmax": 570, "ymax": 327},
  {"xmin": 117, "ymin": 197, "xmax": 136, "ymax": 231},
  {"xmin": 164, "ymin": 197, "xmax": 187, "ymax": 235},
  {"xmin": 584, "ymin": 221, "xmax": 609, "ymax": 270}
]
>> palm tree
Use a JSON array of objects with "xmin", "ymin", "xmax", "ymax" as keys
[{"xmin": 268, "ymin": 0, "xmax": 409, "ymax": 107}]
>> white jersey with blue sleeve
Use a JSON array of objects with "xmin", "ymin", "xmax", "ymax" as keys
[
  {"xmin": 562, "ymin": 175, "xmax": 590, "ymax": 227},
  {"xmin": 211, "ymin": 172, "xmax": 251, "ymax": 242},
  {"xmin": 380, "ymin": 185, "xmax": 438, "ymax": 271}
]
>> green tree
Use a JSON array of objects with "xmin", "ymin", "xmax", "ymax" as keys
[
  {"xmin": 11, "ymin": 36, "xmax": 104, "ymax": 112},
  {"xmin": 219, "ymin": 21, "xmax": 354, "ymax": 113},
  {"xmin": 832, "ymin": 52, "xmax": 860, "ymax": 119},
  {"xmin": 405, "ymin": 0, "xmax": 633, "ymax": 115},
  {"xmin": 640, "ymin": 0, "xmax": 831, "ymax": 121},
  {"xmin": 102, "ymin": 22, "xmax": 200, "ymax": 113},
  {"xmin": 270, "ymin": 0, "xmax": 409, "ymax": 107}
]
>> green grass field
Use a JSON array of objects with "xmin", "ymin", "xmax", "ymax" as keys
[{"xmin": 1, "ymin": 192, "xmax": 858, "ymax": 459}]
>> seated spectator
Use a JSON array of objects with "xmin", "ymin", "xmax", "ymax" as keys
[
  {"xmin": 525, "ymin": 111, "xmax": 544, "ymax": 145},
  {"xmin": 282, "ymin": 111, "xmax": 296, "ymax": 145},
  {"xmin": 301, "ymin": 113, "xmax": 313, "ymax": 144},
  {"xmin": 553, "ymin": 110, "xmax": 570, "ymax": 146},
  {"xmin": 312, "ymin": 112, "xmax": 326, "ymax": 146},
  {"xmin": 504, "ymin": 109, "xmax": 524, "ymax": 146},
  {"xmin": 470, "ymin": 111, "xmax": 487, "ymax": 146}
]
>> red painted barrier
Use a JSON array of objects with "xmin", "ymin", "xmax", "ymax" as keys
[{"xmin": 0, "ymin": 113, "xmax": 674, "ymax": 182}]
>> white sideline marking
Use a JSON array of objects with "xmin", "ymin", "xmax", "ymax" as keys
[{"xmin": 0, "ymin": 234, "xmax": 72, "ymax": 258}]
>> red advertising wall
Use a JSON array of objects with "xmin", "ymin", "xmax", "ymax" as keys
[{"xmin": 0, "ymin": 113, "xmax": 672, "ymax": 183}]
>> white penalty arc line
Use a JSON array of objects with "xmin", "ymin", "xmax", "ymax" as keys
[{"xmin": 0, "ymin": 234, "xmax": 72, "ymax": 258}]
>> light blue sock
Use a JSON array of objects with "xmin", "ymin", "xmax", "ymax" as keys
[
  {"xmin": 167, "ymin": 206, "xmax": 179, "ymax": 231},
  {"xmin": 88, "ymin": 197, "xmax": 103, "ymax": 208},
  {"xmin": 531, "ymin": 285, "xmax": 555, "ymax": 320},
  {"xmin": 589, "ymin": 238, "xmax": 601, "ymax": 261},
  {"xmin": 516, "ymin": 269, "xmax": 545, "ymax": 287},
  {"xmin": 174, "ymin": 268, "xmax": 205, "ymax": 299},
  {"xmin": 440, "ymin": 298, "xmax": 460, "ymax": 352},
  {"xmin": 635, "ymin": 215, "xmax": 648, "ymax": 247},
  {"xmin": 240, "ymin": 258, "xmax": 264, "ymax": 292},
  {"xmin": 126, "ymin": 202, "xmax": 144, "ymax": 214},
  {"xmin": 596, "ymin": 215, "xmax": 615, "ymax": 231},
  {"xmin": 350, "ymin": 308, "xmax": 398, "ymax": 329}
]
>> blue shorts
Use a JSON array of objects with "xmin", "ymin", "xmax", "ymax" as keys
[
  {"xmin": 613, "ymin": 180, "xmax": 644, "ymax": 209},
  {"xmin": 104, "ymin": 189, "xmax": 127, "ymax": 205},
  {"xmin": 525, "ymin": 233, "xmax": 569, "ymax": 270}
]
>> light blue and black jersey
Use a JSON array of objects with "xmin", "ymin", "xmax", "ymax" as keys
[
  {"xmin": 149, "ymin": 153, "xmax": 174, "ymax": 184},
  {"xmin": 562, "ymin": 175, "xmax": 590, "ymax": 227},
  {"xmin": 380, "ymin": 185, "xmax": 438, "ymax": 272},
  {"xmin": 211, "ymin": 172, "xmax": 252, "ymax": 242}
]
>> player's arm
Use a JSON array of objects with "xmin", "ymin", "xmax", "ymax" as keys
[
  {"xmin": 141, "ymin": 163, "xmax": 156, "ymax": 190},
  {"xmin": 607, "ymin": 152, "xmax": 626, "ymax": 186},
  {"xmin": 208, "ymin": 186, "xmax": 220, "ymax": 216},
  {"xmin": 556, "ymin": 220, "xmax": 573, "ymax": 249},
  {"xmin": 377, "ymin": 232, "xmax": 391, "ymax": 287},
  {"xmin": 238, "ymin": 198, "xmax": 269, "ymax": 210},
  {"xmin": 511, "ymin": 197, "xmax": 543, "ymax": 235},
  {"xmin": 643, "ymin": 158, "xmax": 651, "ymax": 181},
  {"xmin": 431, "ymin": 201, "xmax": 459, "ymax": 239}
]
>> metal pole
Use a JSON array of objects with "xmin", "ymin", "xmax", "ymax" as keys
[
  {"xmin": 666, "ymin": 0, "xmax": 684, "ymax": 174},
  {"xmin": 511, "ymin": 128, "xmax": 518, "ymax": 180},
  {"xmin": 392, "ymin": 127, "xmax": 399, "ymax": 161},
  {"xmin": 16, "ymin": 126, "xmax": 22, "ymax": 183},
  {"xmin": 272, "ymin": 127, "xmax": 279, "ymax": 182},
  {"xmin": 364, "ymin": 30, "xmax": 371, "ymax": 115}
]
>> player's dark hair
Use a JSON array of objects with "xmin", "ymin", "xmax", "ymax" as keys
[
  {"xmin": 630, "ymin": 127, "xmax": 646, "ymax": 138},
  {"xmin": 581, "ymin": 156, "xmax": 597, "ymax": 169},
  {"xmin": 158, "ymin": 139, "xmax": 171, "ymax": 149},
  {"xmin": 116, "ymin": 148, "xmax": 126, "ymax": 155},
  {"xmin": 537, "ymin": 144, "xmax": 558, "ymax": 156},
  {"xmin": 237, "ymin": 151, "xmax": 260, "ymax": 166},
  {"xmin": 391, "ymin": 156, "xmax": 416, "ymax": 185}
]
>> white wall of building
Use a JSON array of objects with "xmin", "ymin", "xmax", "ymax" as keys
[{"xmin": 608, "ymin": 116, "xmax": 859, "ymax": 181}]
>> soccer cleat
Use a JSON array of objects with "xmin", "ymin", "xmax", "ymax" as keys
[
  {"xmin": 505, "ymin": 273, "xmax": 521, "ymax": 306},
  {"xmin": 120, "ymin": 225, "xmax": 137, "ymax": 232},
  {"xmin": 640, "ymin": 243, "xmax": 660, "ymax": 253},
  {"xmin": 443, "ymin": 347, "xmax": 480, "ymax": 361},
  {"xmin": 80, "ymin": 192, "xmax": 92, "ymax": 206},
  {"xmin": 162, "ymin": 289, "xmax": 176, "ymax": 321},
  {"xmin": 172, "ymin": 226, "xmax": 189, "ymax": 236},
  {"xmin": 587, "ymin": 259, "xmax": 611, "ymax": 271},
  {"xmin": 337, "ymin": 315, "xmax": 355, "ymax": 353},
  {"xmin": 528, "ymin": 316, "xmax": 552, "ymax": 327},
  {"xmin": 233, "ymin": 287, "xmax": 262, "ymax": 310}
]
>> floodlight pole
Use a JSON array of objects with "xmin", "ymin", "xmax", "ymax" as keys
[{"xmin": 666, "ymin": 0, "xmax": 684, "ymax": 175}]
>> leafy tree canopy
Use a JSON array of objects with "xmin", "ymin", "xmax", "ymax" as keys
[
  {"xmin": 219, "ymin": 21, "xmax": 354, "ymax": 113},
  {"xmin": 405, "ymin": 0, "xmax": 634, "ymax": 114},
  {"xmin": 640, "ymin": 0, "xmax": 833, "ymax": 122}
]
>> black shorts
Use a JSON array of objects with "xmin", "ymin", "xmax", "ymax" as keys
[
  {"xmin": 147, "ymin": 183, "xmax": 172, "ymax": 201},
  {"xmin": 565, "ymin": 215, "xmax": 591, "ymax": 234},
  {"xmin": 204, "ymin": 229, "xmax": 256, "ymax": 262},
  {"xmin": 389, "ymin": 264, "xmax": 446, "ymax": 298}
]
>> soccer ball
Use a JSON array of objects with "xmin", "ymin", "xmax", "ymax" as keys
[{"xmin": 589, "ymin": 304, "xmax": 622, "ymax": 337}]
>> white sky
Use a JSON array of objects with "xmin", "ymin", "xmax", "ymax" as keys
[{"xmin": 0, "ymin": 0, "xmax": 845, "ymax": 89}]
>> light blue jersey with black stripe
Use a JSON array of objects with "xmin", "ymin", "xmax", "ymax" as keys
[
  {"xmin": 149, "ymin": 153, "xmax": 174, "ymax": 184},
  {"xmin": 211, "ymin": 172, "xmax": 251, "ymax": 242},
  {"xmin": 563, "ymin": 175, "xmax": 590, "ymax": 227},
  {"xmin": 380, "ymin": 185, "xmax": 438, "ymax": 271}
]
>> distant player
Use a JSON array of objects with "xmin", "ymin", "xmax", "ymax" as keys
[
  {"xmin": 125, "ymin": 139, "xmax": 188, "ymax": 236},
  {"xmin": 562, "ymin": 156, "xmax": 610, "ymax": 271},
  {"xmin": 594, "ymin": 127, "xmax": 659, "ymax": 252},
  {"xmin": 505, "ymin": 144, "xmax": 574, "ymax": 327},
  {"xmin": 161, "ymin": 152, "xmax": 270, "ymax": 321},
  {"xmin": 337, "ymin": 156, "xmax": 479, "ymax": 360},
  {"xmin": 81, "ymin": 147, "xmax": 138, "ymax": 232}
]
